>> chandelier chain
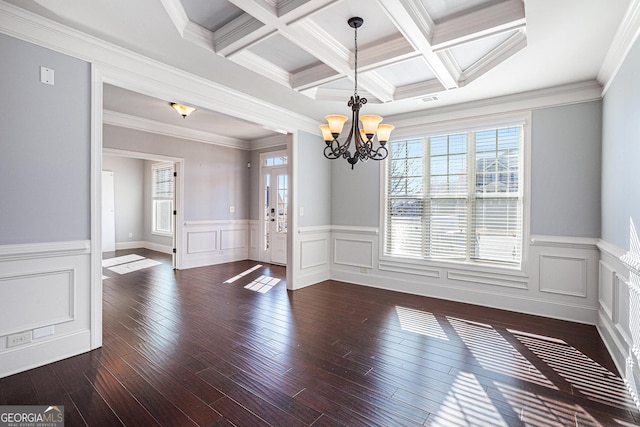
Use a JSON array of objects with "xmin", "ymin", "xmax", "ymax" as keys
[{"xmin": 354, "ymin": 22, "xmax": 358, "ymax": 97}]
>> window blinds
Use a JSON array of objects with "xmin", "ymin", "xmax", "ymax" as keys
[{"xmin": 386, "ymin": 126, "xmax": 523, "ymax": 265}]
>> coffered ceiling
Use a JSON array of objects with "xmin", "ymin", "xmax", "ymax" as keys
[
  {"xmin": 3, "ymin": 0, "xmax": 634, "ymax": 143},
  {"xmin": 167, "ymin": 0, "xmax": 528, "ymax": 104}
]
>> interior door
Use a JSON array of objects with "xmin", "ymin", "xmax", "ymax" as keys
[
  {"xmin": 102, "ymin": 170, "xmax": 116, "ymax": 252},
  {"xmin": 264, "ymin": 166, "xmax": 288, "ymax": 265}
]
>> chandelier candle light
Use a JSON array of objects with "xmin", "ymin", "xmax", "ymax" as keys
[{"xmin": 319, "ymin": 17, "xmax": 394, "ymax": 169}]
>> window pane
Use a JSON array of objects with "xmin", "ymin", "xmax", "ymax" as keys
[
  {"xmin": 428, "ymin": 199, "xmax": 467, "ymax": 259},
  {"xmin": 473, "ymin": 198, "xmax": 522, "ymax": 263},
  {"xmin": 387, "ymin": 198, "xmax": 423, "ymax": 256},
  {"xmin": 406, "ymin": 140, "xmax": 422, "ymax": 157},
  {"xmin": 154, "ymin": 200, "xmax": 173, "ymax": 233},
  {"xmin": 392, "ymin": 141, "xmax": 407, "ymax": 158}
]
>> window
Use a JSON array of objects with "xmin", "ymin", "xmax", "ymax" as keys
[
  {"xmin": 385, "ymin": 124, "xmax": 523, "ymax": 266},
  {"xmin": 152, "ymin": 162, "xmax": 174, "ymax": 235}
]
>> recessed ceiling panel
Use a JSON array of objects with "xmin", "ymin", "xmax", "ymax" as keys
[
  {"xmin": 375, "ymin": 57, "xmax": 436, "ymax": 87},
  {"xmin": 311, "ymin": 0, "xmax": 400, "ymax": 48},
  {"xmin": 449, "ymin": 30, "xmax": 516, "ymax": 70},
  {"xmin": 181, "ymin": 0, "xmax": 244, "ymax": 32},
  {"xmin": 249, "ymin": 34, "xmax": 320, "ymax": 72}
]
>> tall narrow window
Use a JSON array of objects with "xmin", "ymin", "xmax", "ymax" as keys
[
  {"xmin": 385, "ymin": 124, "xmax": 523, "ymax": 266},
  {"xmin": 152, "ymin": 162, "xmax": 174, "ymax": 235}
]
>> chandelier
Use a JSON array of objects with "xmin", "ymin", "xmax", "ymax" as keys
[{"xmin": 319, "ymin": 17, "xmax": 394, "ymax": 169}]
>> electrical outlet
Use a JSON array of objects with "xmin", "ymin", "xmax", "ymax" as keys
[
  {"xmin": 128, "ymin": 232, "xmax": 133, "ymax": 239},
  {"xmin": 7, "ymin": 331, "xmax": 32, "ymax": 348},
  {"xmin": 229, "ymin": 205, "xmax": 235, "ymax": 213}
]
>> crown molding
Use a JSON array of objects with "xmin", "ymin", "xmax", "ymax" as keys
[
  {"xmin": 250, "ymin": 134, "xmax": 289, "ymax": 150},
  {"xmin": 104, "ymin": 110, "xmax": 251, "ymax": 150},
  {"xmin": 598, "ymin": 0, "xmax": 640, "ymax": 94},
  {"xmin": 389, "ymin": 80, "xmax": 603, "ymax": 131}
]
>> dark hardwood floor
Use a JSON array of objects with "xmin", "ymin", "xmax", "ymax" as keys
[{"xmin": 1, "ymin": 248, "xmax": 639, "ymax": 426}]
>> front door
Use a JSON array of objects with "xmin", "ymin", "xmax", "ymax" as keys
[{"xmin": 263, "ymin": 165, "xmax": 288, "ymax": 265}]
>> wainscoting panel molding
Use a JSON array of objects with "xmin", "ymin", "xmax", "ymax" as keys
[
  {"xmin": 0, "ymin": 241, "xmax": 91, "ymax": 378},
  {"xmin": 187, "ymin": 231, "xmax": 218, "ymax": 254},
  {"xmin": 539, "ymin": 254, "xmax": 588, "ymax": 297},
  {"xmin": 300, "ymin": 238, "xmax": 328, "ymax": 270},
  {"xmin": 0, "ymin": 269, "xmax": 75, "ymax": 337},
  {"xmin": 334, "ymin": 238, "xmax": 374, "ymax": 269},
  {"xmin": 599, "ymin": 261, "xmax": 616, "ymax": 321},
  {"xmin": 182, "ymin": 221, "xmax": 248, "ymax": 269},
  {"xmin": 597, "ymin": 239, "xmax": 640, "ymax": 411}
]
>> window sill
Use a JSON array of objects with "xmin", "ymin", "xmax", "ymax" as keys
[{"xmin": 152, "ymin": 231, "xmax": 173, "ymax": 237}]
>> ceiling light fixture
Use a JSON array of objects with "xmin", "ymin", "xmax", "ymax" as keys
[
  {"xmin": 170, "ymin": 102, "xmax": 196, "ymax": 118},
  {"xmin": 319, "ymin": 17, "xmax": 394, "ymax": 169}
]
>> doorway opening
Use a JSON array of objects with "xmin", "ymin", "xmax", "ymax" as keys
[
  {"xmin": 101, "ymin": 148, "xmax": 183, "ymax": 269},
  {"xmin": 260, "ymin": 150, "xmax": 288, "ymax": 265}
]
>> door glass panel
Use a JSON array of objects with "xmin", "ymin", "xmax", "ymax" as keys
[
  {"xmin": 277, "ymin": 173, "xmax": 288, "ymax": 233},
  {"xmin": 263, "ymin": 174, "xmax": 270, "ymax": 251}
]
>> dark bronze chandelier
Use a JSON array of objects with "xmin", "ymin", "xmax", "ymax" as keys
[{"xmin": 319, "ymin": 17, "xmax": 394, "ymax": 169}]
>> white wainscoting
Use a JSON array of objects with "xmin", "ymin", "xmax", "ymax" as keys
[
  {"xmin": 330, "ymin": 230, "xmax": 600, "ymax": 324},
  {"xmin": 295, "ymin": 226, "xmax": 331, "ymax": 289},
  {"xmin": 181, "ymin": 220, "xmax": 249, "ymax": 269},
  {"xmin": 115, "ymin": 240, "xmax": 173, "ymax": 254},
  {"xmin": 597, "ymin": 239, "xmax": 640, "ymax": 410},
  {"xmin": 0, "ymin": 241, "xmax": 92, "ymax": 378}
]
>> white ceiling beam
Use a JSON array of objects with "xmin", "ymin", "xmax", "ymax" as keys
[
  {"xmin": 377, "ymin": 0, "xmax": 458, "ymax": 90},
  {"xmin": 357, "ymin": 34, "xmax": 418, "ymax": 71},
  {"xmin": 431, "ymin": 0, "xmax": 526, "ymax": 52},
  {"xmin": 285, "ymin": 20, "xmax": 395, "ymax": 102},
  {"xmin": 159, "ymin": 0, "xmax": 189, "ymax": 37}
]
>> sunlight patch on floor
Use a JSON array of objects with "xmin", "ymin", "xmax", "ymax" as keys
[
  {"xmin": 107, "ymin": 258, "xmax": 162, "ymax": 274},
  {"xmin": 224, "ymin": 264, "xmax": 262, "ymax": 283},
  {"xmin": 102, "ymin": 254, "xmax": 145, "ymax": 267},
  {"xmin": 244, "ymin": 275, "xmax": 280, "ymax": 293},
  {"xmin": 395, "ymin": 306, "xmax": 448, "ymax": 340}
]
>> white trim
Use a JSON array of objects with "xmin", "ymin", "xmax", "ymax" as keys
[
  {"xmin": 184, "ymin": 219, "xmax": 249, "ymax": 227},
  {"xmin": 598, "ymin": 0, "xmax": 640, "ymax": 94},
  {"xmin": 531, "ymin": 235, "xmax": 599, "ymax": 250},
  {"xmin": 90, "ymin": 65, "xmax": 103, "ymax": 351},
  {"xmin": 104, "ymin": 110, "xmax": 251, "ymax": 150},
  {"xmin": 331, "ymin": 226, "xmax": 380, "ymax": 235},
  {"xmin": 298, "ymin": 225, "xmax": 333, "ymax": 234},
  {"xmin": 0, "ymin": 241, "xmax": 90, "ymax": 261},
  {"xmin": 598, "ymin": 239, "xmax": 627, "ymax": 259}
]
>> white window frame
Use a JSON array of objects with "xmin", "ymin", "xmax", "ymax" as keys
[
  {"xmin": 379, "ymin": 112, "xmax": 531, "ymax": 276},
  {"xmin": 151, "ymin": 162, "xmax": 174, "ymax": 236}
]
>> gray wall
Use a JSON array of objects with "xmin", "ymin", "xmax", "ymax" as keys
[
  {"xmin": 249, "ymin": 144, "xmax": 287, "ymax": 221},
  {"xmin": 530, "ymin": 101, "xmax": 602, "ymax": 238},
  {"xmin": 602, "ymin": 38, "xmax": 640, "ymax": 250},
  {"xmin": 102, "ymin": 155, "xmax": 145, "ymax": 243},
  {"xmin": 330, "ymin": 154, "xmax": 380, "ymax": 227},
  {"xmin": 0, "ymin": 33, "xmax": 90, "ymax": 245},
  {"xmin": 298, "ymin": 131, "xmax": 331, "ymax": 227},
  {"xmin": 103, "ymin": 125, "xmax": 250, "ymax": 222}
]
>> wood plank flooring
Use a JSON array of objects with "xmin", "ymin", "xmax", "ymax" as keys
[{"xmin": 1, "ymin": 248, "xmax": 639, "ymax": 426}]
